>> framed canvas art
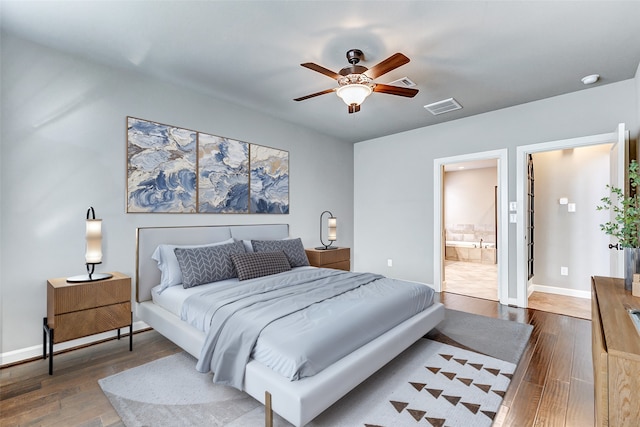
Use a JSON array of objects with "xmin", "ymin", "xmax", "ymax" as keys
[
  {"xmin": 127, "ymin": 117, "xmax": 197, "ymax": 213},
  {"xmin": 198, "ymin": 133, "xmax": 249, "ymax": 213},
  {"xmin": 250, "ymin": 145, "xmax": 289, "ymax": 214}
]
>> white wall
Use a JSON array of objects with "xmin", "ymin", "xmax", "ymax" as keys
[
  {"xmin": 0, "ymin": 34, "xmax": 354, "ymax": 360},
  {"xmin": 354, "ymin": 77, "xmax": 639, "ymax": 301},
  {"xmin": 531, "ymin": 145, "xmax": 612, "ymax": 294},
  {"xmin": 444, "ymin": 167, "xmax": 497, "ymax": 243}
]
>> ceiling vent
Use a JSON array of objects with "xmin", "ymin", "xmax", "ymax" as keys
[
  {"xmin": 424, "ymin": 97, "xmax": 462, "ymax": 115},
  {"xmin": 388, "ymin": 76, "xmax": 416, "ymax": 87}
]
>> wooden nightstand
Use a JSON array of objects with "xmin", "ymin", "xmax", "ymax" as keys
[
  {"xmin": 305, "ymin": 247, "xmax": 351, "ymax": 271},
  {"xmin": 43, "ymin": 272, "xmax": 132, "ymax": 374}
]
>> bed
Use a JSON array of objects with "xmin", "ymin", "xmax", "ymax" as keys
[{"xmin": 135, "ymin": 224, "xmax": 444, "ymax": 426}]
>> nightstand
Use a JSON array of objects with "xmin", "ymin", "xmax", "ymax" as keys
[
  {"xmin": 305, "ymin": 247, "xmax": 351, "ymax": 271},
  {"xmin": 43, "ymin": 272, "xmax": 132, "ymax": 374}
]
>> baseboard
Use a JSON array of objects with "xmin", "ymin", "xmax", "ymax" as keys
[
  {"xmin": 530, "ymin": 283, "xmax": 591, "ymax": 300},
  {"xmin": 0, "ymin": 321, "xmax": 149, "ymax": 367}
]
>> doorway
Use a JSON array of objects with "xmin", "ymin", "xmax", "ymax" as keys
[
  {"xmin": 433, "ymin": 149, "xmax": 509, "ymax": 305},
  {"xmin": 515, "ymin": 124, "xmax": 628, "ymax": 308},
  {"xmin": 442, "ymin": 160, "xmax": 498, "ymax": 301}
]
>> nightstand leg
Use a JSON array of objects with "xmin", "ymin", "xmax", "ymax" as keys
[
  {"xmin": 49, "ymin": 329, "xmax": 53, "ymax": 375},
  {"xmin": 42, "ymin": 317, "xmax": 47, "ymax": 359},
  {"xmin": 129, "ymin": 323, "xmax": 133, "ymax": 351},
  {"xmin": 42, "ymin": 317, "xmax": 54, "ymax": 374},
  {"xmin": 117, "ymin": 328, "xmax": 121, "ymax": 340}
]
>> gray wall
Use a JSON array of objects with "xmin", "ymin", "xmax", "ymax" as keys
[
  {"xmin": 354, "ymin": 77, "xmax": 639, "ymax": 300},
  {"xmin": 0, "ymin": 34, "xmax": 354, "ymax": 358},
  {"xmin": 531, "ymin": 145, "xmax": 612, "ymax": 293}
]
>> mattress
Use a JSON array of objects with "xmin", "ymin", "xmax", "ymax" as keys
[{"xmin": 155, "ymin": 267, "xmax": 435, "ymax": 386}]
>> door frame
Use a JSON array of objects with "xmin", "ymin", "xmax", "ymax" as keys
[
  {"xmin": 515, "ymin": 124, "xmax": 627, "ymax": 307},
  {"xmin": 433, "ymin": 148, "xmax": 509, "ymax": 305}
]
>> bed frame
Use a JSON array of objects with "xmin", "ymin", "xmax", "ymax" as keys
[{"xmin": 135, "ymin": 224, "xmax": 445, "ymax": 426}]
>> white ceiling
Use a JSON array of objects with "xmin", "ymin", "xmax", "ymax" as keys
[{"xmin": 2, "ymin": 1, "xmax": 640, "ymax": 144}]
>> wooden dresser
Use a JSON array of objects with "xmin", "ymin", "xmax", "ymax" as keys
[
  {"xmin": 44, "ymin": 272, "xmax": 132, "ymax": 374},
  {"xmin": 305, "ymin": 247, "xmax": 350, "ymax": 271},
  {"xmin": 591, "ymin": 276, "xmax": 640, "ymax": 426}
]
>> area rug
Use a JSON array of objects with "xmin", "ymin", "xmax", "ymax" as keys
[{"xmin": 99, "ymin": 309, "xmax": 532, "ymax": 427}]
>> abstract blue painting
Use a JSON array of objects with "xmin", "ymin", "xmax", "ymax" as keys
[
  {"xmin": 250, "ymin": 145, "xmax": 289, "ymax": 214},
  {"xmin": 198, "ymin": 133, "xmax": 249, "ymax": 213},
  {"xmin": 127, "ymin": 117, "xmax": 197, "ymax": 213}
]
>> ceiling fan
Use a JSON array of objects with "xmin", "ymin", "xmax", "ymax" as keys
[{"xmin": 294, "ymin": 49, "xmax": 419, "ymax": 113}]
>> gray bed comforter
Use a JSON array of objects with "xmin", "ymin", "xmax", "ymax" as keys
[{"xmin": 181, "ymin": 268, "xmax": 434, "ymax": 389}]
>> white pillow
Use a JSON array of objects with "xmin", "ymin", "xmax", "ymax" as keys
[{"xmin": 152, "ymin": 238, "xmax": 235, "ymax": 293}]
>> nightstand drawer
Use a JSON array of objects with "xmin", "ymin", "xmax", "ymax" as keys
[
  {"xmin": 305, "ymin": 247, "xmax": 351, "ymax": 271},
  {"xmin": 52, "ymin": 302, "xmax": 131, "ymax": 343},
  {"xmin": 321, "ymin": 260, "xmax": 351, "ymax": 271},
  {"xmin": 48, "ymin": 272, "xmax": 130, "ymax": 315}
]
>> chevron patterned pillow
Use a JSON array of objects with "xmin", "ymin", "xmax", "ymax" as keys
[
  {"xmin": 174, "ymin": 240, "xmax": 246, "ymax": 288},
  {"xmin": 251, "ymin": 238, "xmax": 309, "ymax": 267},
  {"xmin": 230, "ymin": 251, "xmax": 292, "ymax": 281}
]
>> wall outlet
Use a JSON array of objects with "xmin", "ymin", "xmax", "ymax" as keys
[
  {"xmin": 568, "ymin": 203, "xmax": 576, "ymax": 212},
  {"xmin": 560, "ymin": 266, "xmax": 568, "ymax": 276},
  {"xmin": 387, "ymin": 259, "xmax": 393, "ymax": 267}
]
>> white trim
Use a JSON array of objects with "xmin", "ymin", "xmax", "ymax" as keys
[
  {"xmin": 0, "ymin": 321, "xmax": 148, "ymax": 367},
  {"xmin": 529, "ymin": 284, "xmax": 591, "ymax": 300},
  {"xmin": 516, "ymin": 127, "xmax": 622, "ymax": 308},
  {"xmin": 433, "ymin": 149, "xmax": 509, "ymax": 304}
]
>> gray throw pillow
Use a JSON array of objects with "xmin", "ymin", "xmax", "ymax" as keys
[
  {"xmin": 230, "ymin": 251, "xmax": 292, "ymax": 281},
  {"xmin": 174, "ymin": 240, "xmax": 246, "ymax": 288},
  {"xmin": 251, "ymin": 238, "xmax": 310, "ymax": 267}
]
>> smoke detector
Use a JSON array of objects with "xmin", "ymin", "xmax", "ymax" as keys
[
  {"xmin": 581, "ymin": 74, "xmax": 599, "ymax": 85},
  {"xmin": 424, "ymin": 98, "xmax": 462, "ymax": 115}
]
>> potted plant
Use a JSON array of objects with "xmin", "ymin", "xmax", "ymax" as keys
[{"xmin": 596, "ymin": 159, "xmax": 640, "ymax": 291}]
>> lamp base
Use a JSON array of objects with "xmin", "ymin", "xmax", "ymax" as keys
[
  {"xmin": 66, "ymin": 273, "xmax": 113, "ymax": 283},
  {"xmin": 314, "ymin": 246, "xmax": 339, "ymax": 250}
]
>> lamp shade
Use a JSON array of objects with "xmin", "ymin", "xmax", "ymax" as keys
[
  {"xmin": 67, "ymin": 207, "xmax": 112, "ymax": 283},
  {"xmin": 85, "ymin": 219, "xmax": 102, "ymax": 264},
  {"xmin": 327, "ymin": 216, "xmax": 337, "ymax": 241},
  {"xmin": 336, "ymin": 84, "xmax": 372, "ymax": 106}
]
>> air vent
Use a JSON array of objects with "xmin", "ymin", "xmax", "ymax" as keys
[
  {"xmin": 424, "ymin": 98, "xmax": 462, "ymax": 115},
  {"xmin": 388, "ymin": 76, "xmax": 416, "ymax": 87}
]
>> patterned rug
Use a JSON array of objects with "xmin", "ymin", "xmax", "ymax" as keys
[{"xmin": 99, "ymin": 310, "xmax": 531, "ymax": 426}]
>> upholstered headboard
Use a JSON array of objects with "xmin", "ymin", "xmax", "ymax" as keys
[{"xmin": 135, "ymin": 224, "xmax": 289, "ymax": 302}]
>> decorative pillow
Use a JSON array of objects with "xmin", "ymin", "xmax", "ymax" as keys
[
  {"xmin": 251, "ymin": 238, "xmax": 310, "ymax": 267},
  {"xmin": 173, "ymin": 240, "xmax": 246, "ymax": 288},
  {"xmin": 152, "ymin": 238, "xmax": 235, "ymax": 292},
  {"xmin": 230, "ymin": 251, "xmax": 292, "ymax": 281}
]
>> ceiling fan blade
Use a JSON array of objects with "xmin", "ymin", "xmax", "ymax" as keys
[
  {"xmin": 365, "ymin": 53, "xmax": 410, "ymax": 79},
  {"xmin": 293, "ymin": 88, "xmax": 336, "ymax": 102},
  {"xmin": 300, "ymin": 63, "xmax": 341, "ymax": 80},
  {"xmin": 374, "ymin": 84, "xmax": 419, "ymax": 98}
]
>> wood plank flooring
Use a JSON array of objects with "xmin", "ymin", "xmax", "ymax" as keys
[{"xmin": 0, "ymin": 292, "xmax": 594, "ymax": 426}]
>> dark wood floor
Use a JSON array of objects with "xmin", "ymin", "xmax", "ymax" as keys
[{"xmin": 0, "ymin": 292, "xmax": 594, "ymax": 426}]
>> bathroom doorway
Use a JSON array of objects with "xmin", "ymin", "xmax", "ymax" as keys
[
  {"xmin": 433, "ymin": 148, "xmax": 508, "ymax": 304},
  {"xmin": 442, "ymin": 159, "xmax": 499, "ymax": 301}
]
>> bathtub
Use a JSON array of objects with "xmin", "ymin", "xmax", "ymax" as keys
[
  {"xmin": 445, "ymin": 241, "xmax": 496, "ymax": 264},
  {"xmin": 445, "ymin": 241, "xmax": 495, "ymax": 249}
]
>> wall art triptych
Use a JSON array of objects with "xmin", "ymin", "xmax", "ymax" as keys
[{"xmin": 126, "ymin": 117, "xmax": 289, "ymax": 214}]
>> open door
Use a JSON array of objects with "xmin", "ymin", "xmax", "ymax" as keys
[
  {"xmin": 439, "ymin": 163, "xmax": 446, "ymax": 291},
  {"xmin": 609, "ymin": 123, "xmax": 628, "ymax": 277}
]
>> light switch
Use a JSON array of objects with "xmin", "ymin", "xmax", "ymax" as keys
[
  {"xmin": 509, "ymin": 201, "xmax": 517, "ymax": 212},
  {"xmin": 568, "ymin": 203, "xmax": 576, "ymax": 212}
]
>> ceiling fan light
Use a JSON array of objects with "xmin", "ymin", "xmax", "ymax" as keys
[{"xmin": 336, "ymin": 84, "xmax": 372, "ymax": 107}]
